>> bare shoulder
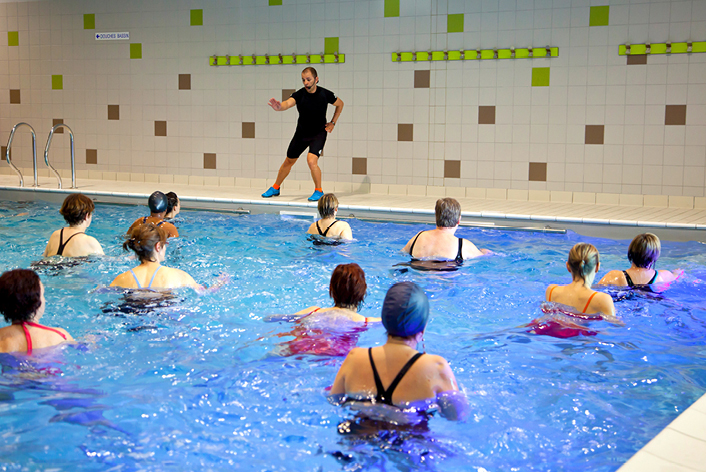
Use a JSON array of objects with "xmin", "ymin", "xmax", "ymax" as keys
[
  {"xmin": 657, "ymin": 269, "xmax": 678, "ymax": 283},
  {"xmin": 461, "ymin": 238, "xmax": 484, "ymax": 258},
  {"xmin": 306, "ymin": 222, "xmax": 317, "ymax": 234},
  {"xmin": 56, "ymin": 327, "xmax": 74, "ymax": 341},
  {"xmin": 110, "ymin": 271, "xmax": 130, "ymax": 287},
  {"xmin": 597, "ymin": 269, "xmax": 625, "ymax": 285}
]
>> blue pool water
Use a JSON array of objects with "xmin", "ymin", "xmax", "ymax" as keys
[{"xmin": 0, "ymin": 200, "xmax": 705, "ymax": 471}]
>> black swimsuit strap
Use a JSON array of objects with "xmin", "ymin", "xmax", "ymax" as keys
[
  {"xmin": 56, "ymin": 228, "xmax": 85, "ymax": 256},
  {"xmin": 323, "ymin": 220, "xmax": 337, "ymax": 237},
  {"xmin": 368, "ymin": 348, "xmax": 387, "ymax": 404},
  {"xmin": 623, "ymin": 270, "xmax": 635, "ymax": 287},
  {"xmin": 384, "ymin": 352, "xmax": 424, "ymax": 402},
  {"xmin": 409, "ymin": 231, "xmax": 427, "ymax": 258},
  {"xmin": 455, "ymin": 238, "xmax": 464, "ymax": 263},
  {"xmin": 647, "ymin": 270, "xmax": 658, "ymax": 284}
]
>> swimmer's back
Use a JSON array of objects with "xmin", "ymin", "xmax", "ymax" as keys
[
  {"xmin": 110, "ymin": 266, "xmax": 198, "ymax": 290},
  {"xmin": 0, "ymin": 323, "xmax": 73, "ymax": 353},
  {"xmin": 44, "ymin": 229, "xmax": 103, "ymax": 258},
  {"xmin": 306, "ymin": 220, "xmax": 352, "ymax": 239},
  {"xmin": 127, "ymin": 216, "xmax": 179, "ymax": 238},
  {"xmin": 545, "ymin": 284, "xmax": 615, "ymax": 318},
  {"xmin": 404, "ymin": 230, "xmax": 484, "ymax": 261}
]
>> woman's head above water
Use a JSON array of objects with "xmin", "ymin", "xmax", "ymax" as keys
[
  {"xmin": 124, "ymin": 223, "xmax": 167, "ymax": 263},
  {"xmin": 381, "ymin": 281, "xmax": 429, "ymax": 339},
  {"xmin": 329, "ymin": 263, "xmax": 366, "ymax": 310},
  {"xmin": 567, "ymin": 243, "xmax": 600, "ymax": 283},
  {"xmin": 0, "ymin": 269, "xmax": 44, "ymax": 323}
]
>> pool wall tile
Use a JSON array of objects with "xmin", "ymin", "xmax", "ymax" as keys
[
  {"xmin": 52, "ymin": 119, "xmax": 64, "ymax": 133},
  {"xmin": 8, "ymin": 31, "xmax": 18, "ymax": 46},
  {"xmin": 190, "ymin": 9, "xmax": 203, "ymax": 26}
]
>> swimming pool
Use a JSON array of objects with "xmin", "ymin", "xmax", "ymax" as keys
[{"xmin": 0, "ymin": 199, "xmax": 705, "ymax": 470}]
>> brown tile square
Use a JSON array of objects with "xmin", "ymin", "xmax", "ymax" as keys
[
  {"xmin": 9, "ymin": 89, "xmax": 20, "ymax": 104},
  {"xmin": 398, "ymin": 123, "xmax": 413, "ymax": 141},
  {"xmin": 665, "ymin": 105, "xmax": 687, "ymax": 125},
  {"xmin": 414, "ymin": 70, "xmax": 430, "ymax": 88},
  {"xmin": 352, "ymin": 157, "xmax": 367, "ymax": 175},
  {"xmin": 1, "ymin": 146, "xmax": 10, "ymax": 160},
  {"xmin": 53, "ymin": 118, "xmax": 64, "ymax": 133},
  {"xmin": 204, "ymin": 153, "xmax": 217, "ymax": 169},
  {"xmin": 282, "ymin": 89, "xmax": 296, "ymax": 102},
  {"xmin": 178, "ymin": 74, "xmax": 191, "ymax": 90},
  {"xmin": 478, "ymin": 106, "xmax": 496, "ymax": 125},
  {"xmin": 585, "ymin": 125, "xmax": 605, "ymax": 144},
  {"xmin": 444, "ymin": 160, "xmax": 461, "ymax": 178},
  {"xmin": 242, "ymin": 122, "xmax": 255, "ymax": 138},
  {"xmin": 108, "ymin": 104, "xmax": 120, "ymax": 120},
  {"xmin": 529, "ymin": 162, "xmax": 547, "ymax": 182},
  {"xmin": 627, "ymin": 54, "xmax": 647, "ymax": 65},
  {"xmin": 155, "ymin": 121, "xmax": 167, "ymax": 136},
  {"xmin": 86, "ymin": 149, "xmax": 97, "ymax": 165}
]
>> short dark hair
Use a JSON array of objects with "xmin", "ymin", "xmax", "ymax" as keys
[
  {"xmin": 166, "ymin": 192, "xmax": 179, "ymax": 214},
  {"xmin": 60, "ymin": 193, "xmax": 94, "ymax": 226},
  {"xmin": 329, "ymin": 263, "xmax": 366, "ymax": 310},
  {"xmin": 124, "ymin": 223, "xmax": 167, "ymax": 263},
  {"xmin": 302, "ymin": 67, "xmax": 318, "ymax": 78},
  {"xmin": 628, "ymin": 233, "xmax": 661, "ymax": 269},
  {"xmin": 0, "ymin": 269, "xmax": 42, "ymax": 323},
  {"xmin": 317, "ymin": 193, "xmax": 338, "ymax": 219},
  {"xmin": 435, "ymin": 198, "xmax": 461, "ymax": 227}
]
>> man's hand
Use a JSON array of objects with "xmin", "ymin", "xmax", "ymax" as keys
[
  {"xmin": 268, "ymin": 98, "xmax": 282, "ymax": 111},
  {"xmin": 325, "ymin": 121, "xmax": 335, "ymax": 133}
]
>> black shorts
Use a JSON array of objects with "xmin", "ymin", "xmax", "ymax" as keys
[{"xmin": 287, "ymin": 131, "xmax": 327, "ymax": 159}]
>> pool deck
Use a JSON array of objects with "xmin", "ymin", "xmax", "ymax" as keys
[{"xmin": 1, "ymin": 173, "xmax": 705, "ymax": 469}]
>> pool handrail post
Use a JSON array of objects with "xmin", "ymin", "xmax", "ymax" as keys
[
  {"xmin": 5, "ymin": 122, "xmax": 40, "ymax": 187},
  {"xmin": 44, "ymin": 123, "xmax": 76, "ymax": 189}
]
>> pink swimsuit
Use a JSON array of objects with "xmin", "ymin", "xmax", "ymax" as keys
[{"xmin": 18, "ymin": 321, "xmax": 67, "ymax": 354}]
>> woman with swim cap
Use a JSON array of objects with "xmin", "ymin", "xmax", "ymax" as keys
[
  {"xmin": 306, "ymin": 193, "xmax": 352, "ymax": 240},
  {"xmin": 598, "ymin": 233, "xmax": 680, "ymax": 287},
  {"xmin": 44, "ymin": 193, "xmax": 104, "ymax": 257},
  {"xmin": 528, "ymin": 243, "xmax": 620, "ymax": 338},
  {"xmin": 330, "ymin": 282, "xmax": 466, "ymax": 420},
  {"xmin": 126, "ymin": 191, "xmax": 179, "ymax": 239},
  {"xmin": 0, "ymin": 269, "xmax": 73, "ymax": 353},
  {"xmin": 272, "ymin": 263, "xmax": 379, "ymax": 356},
  {"xmin": 111, "ymin": 223, "xmax": 199, "ymax": 290}
]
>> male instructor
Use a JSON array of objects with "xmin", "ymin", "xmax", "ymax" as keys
[{"xmin": 262, "ymin": 67, "xmax": 344, "ymax": 202}]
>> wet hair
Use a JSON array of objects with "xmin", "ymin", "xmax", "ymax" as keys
[
  {"xmin": 60, "ymin": 193, "xmax": 94, "ymax": 226},
  {"xmin": 567, "ymin": 243, "xmax": 600, "ymax": 281},
  {"xmin": 628, "ymin": 233, "xmax": 661, "ymax": 269},
  {"xmin": 435, "ymin": 198, "xmax": 461, "ymax": 228},
  {"xmin": 0, "ymin": 269, "xmax": 42, "ymax": 323},
  {"xmin": 329, "ymin": 263, "xmax": 366, "ymax": 310},
  {"xmin": 166, "ymin": 192, "xmax": 179, "ymax": 214},
  {"xmin": 148, "ymin": 191, "xmax": 168, "ymax": 214},
  {"xmin": 123, "ymin": 223, "xmax": 167, "ymax": 263},
  {"xmin": 318, "ymin": 193, "xmax": 338, "ymax": 219},
  {"xmin": 302, "ymin": 67, "xmax": 318, "ymax": 78}
]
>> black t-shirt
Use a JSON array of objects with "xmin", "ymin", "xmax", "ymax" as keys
[{"xmin": 291, "ymin": 86, "xmax": 337, "ymax": 137}]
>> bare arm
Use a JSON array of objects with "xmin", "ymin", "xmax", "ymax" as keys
[
  {"xmin": 597, "ymin": 270, "xmax": 626, "ymax": 286},
  {"xmin": 339, "ymin": 222, "xmax": 353, "ymax": 240},
  {"xmin": 324, "ymin": 98, "xmax": 344, "ymax": 133},
  {"xmin": 330, "ymin": 349, "xmax": 358, "ymax": 395},
  {"xmin": 401, "ymin": 232, "xmax": 422, "ymax": 255},
  {"xmin": 268, "ymin": 97, "xmax": 296, "ymax": 112},
  {"xmin": 462, "ymin": 238, "xmax": 486, "ymax": 259},
  {"xmin": 86, "ymin": 236, "xmax": 104, "ymax": 256}
]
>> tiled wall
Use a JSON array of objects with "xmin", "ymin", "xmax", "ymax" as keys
[{"xmin": 1, "ymin": 0, "xmax": 706, "ymax": 198}]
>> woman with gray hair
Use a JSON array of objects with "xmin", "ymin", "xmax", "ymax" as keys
[
  {"xmin": 306, "ymin": 193, "xmax": 352, "ymax": 240},
  {"xmin": 598, "ymin": 233, "xmax": 680, "ymax": 287}
]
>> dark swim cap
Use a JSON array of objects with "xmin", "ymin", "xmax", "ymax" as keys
[
  {"xmin": 148, "ymin": 191, "xmax": 167, "ymax": 213},
  {"xmin": 381, "ymin": 282, "xmax": 429, "ymax": 337}
]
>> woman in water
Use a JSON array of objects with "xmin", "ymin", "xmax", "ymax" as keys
[
  {"xmin": 164, "ymin": 192, "xmax": 180, "ymax": 220},
  {"xmin": 598, "ymin": 233, "xmax": 679, "ymax": 287},
  {"xmin": 272, "ymin": 263, "xmax": 379, "ymax": 356},
  {"xmin": 306, "ymin": 193, "xmax": 352, "ymax": 240},
  {"xmin": 111, "ymin": 223, "xmax": 199, "ymax": 290},
  {"xmin": 44, "ymin": 193, "xmax": 104, "ymax": 257},
  {"xmin": 330, "ymin": 282, "xmax": 467, "ymax": 421},
  {"xmin": 0, "ymin": 269, "xmax": 73, "ymax": 353}
]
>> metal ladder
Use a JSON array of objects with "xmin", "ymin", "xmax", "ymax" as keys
[{"xmin": 4, "ymin": 122, "xmax": 77, "ymax": 189}]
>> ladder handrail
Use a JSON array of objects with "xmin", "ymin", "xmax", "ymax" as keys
[
  {"xmin": 5, "ymin": 122, "xmax": 39, "ymax": 187},
  {"xmin": 44, "ymin": 124, "xmax": 77, "ymax": 189}
]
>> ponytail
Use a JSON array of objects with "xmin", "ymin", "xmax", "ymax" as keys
[{"xmin": 567, "ymin": 243, "xmax": 599, "ymax": 281}]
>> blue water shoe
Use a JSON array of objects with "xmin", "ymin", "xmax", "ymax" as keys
[
  {"xmin": 262, "ymin": 186, "xmax": 280, "ymax": 198},
  {"xmin": 308, "ymin": 190, "xmax": 324, "ymax": 202}
]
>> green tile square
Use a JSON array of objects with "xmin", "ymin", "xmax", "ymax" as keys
[
  {"xmin": 84, "ymin": 13, "xmax": 95, "ymax": 30},
  {"xmin": 130, "ymin": 43, "xmax": 142, "ymax": 59},
  {"xmin": 532, "ymin": 67, "xmax": 550, "ymax": 87},
  {"xmin": 52, "ymin": 75, "xmax": 63, "ymax": 90},
  {"xmin": 324, "ymin": 37, "xmax": 339, "ymax": 54},
  {"xmin": 589, "ymin": 6, "xmax": 609, "ymax": 27},
  {"xmin": 190, "ymin": 9, "xmax": 203, "ymax": 26},
  {"xmin": 8, "ymin": 31, "xmax": 18, "ymax": 46},
  {"xmin": 447, "ymin": 14, "xmax": 464, "ymax": 33},
  {"xmin": 384, "ymin": 0, "xmax": 399, "ymax": 17},
  {"xmin": 269, "ymin": 0, "xmax": 283, "ymax": 5}
]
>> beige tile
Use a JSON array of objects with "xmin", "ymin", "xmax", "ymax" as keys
[
  {"xmin": 130, "ymin": 173, "xmax": 145, "ymax": 182},
  {"xmin": 620, "ymin": 194, "xmax": 644, "ymax": 206},
  {"xmin": 618, "ymin": 450, "xmax": 699, "ymax": 472},
  {"xmin": 573, "ymin": 192, "xmax": 596, "ymax": 204},
  {"xmin": 352, "ymin": 182, "xmax": 371, "ymax": 194},
  {"xmin": 407, "ymin": 185, "xmax": 426, "ymax": 196},
  {"xmin": 219, "ymin": 177, "xmax": 235, "ymax": 187},
  {"xmin": 466, "ymin": 187, "xmax": 486, "ymax": 199},
  {"xmin": 486, "ymin": 188, "xmax": 507, "ymax": 200},
  {"xmin": 235, "ymin": 177, "xmax": 251, "ymax": 188},
  {"xmin": 507, "ymin": 189, "xmax": 528, "ymax": 201},
  {"xmin": 445, "ymin": 187, "xmax": 466, "ymax": 198},
  {"xmin": 102, "ymin": 172, "xmax": 116, "ymax": 181},
  {"xmin": 426, "ymin": 186, "xmax": 446, "ymax": 197},
  {"xmin": 174, "ymin": 175, "xmax": 189, "ymax": 185},
  {"xmin": 144, "ymin": 173, "xmax": 160, "ymax": 183},
  {"xmin": 117, "ymin": 172, "xmax": 131, "ymax": 181},
  {"xmin": 644, "ymin": 195, "xmax": 669, "ymax": 207},
  {"xmin": 204, "ymin": 176, "xmax": 219, "ymax": 187},
  {"xmin": 692, "ymin": 395, "xmax": 706, "ymax": 415},
  {"xmin": 250, "ymin": 178, "xmax": 267, "ymax": 189},
  {"xmin": 596, "ymin": 193, "xmax": 620, "ymax": 205},
  {"xmin": 159, "ymin": 174, "xmax": 174, "ymax": 184},
  {"xmin": 76, "ymin": 170, "xmax": 89, "ymax": 179},
  {"xmin": 88, "ymin": 170, "xmax": 102, "ymax": 180},
  {"xmin": 528, "ymin": 189, "xmax": 550, "ymax": 202},
  {"xmin": 189, "ymin": 175, "xmax": 204, "ymax": 186},
  {"xmin": 370, "ymin": 183, "xmax": 389, "ymax": 194},
  {"xmin": 334, "ymin": 182, "xmax": 353, "ymax": 193},
  {"xmin": 388, "ymin": 184, "xmax": 407, "ymax": 195},
  {"xmin": 669, "ymin": 196, "xmax": 694, "ymax": 209},
  {"xmin": 694, "ymin": 197, "xmax": 706, "ymax": 210},
  {"xmin": 551, "ymin": 191, "xmax": 572, "ymax": 203},
  {"xmin": 643, "ymin": 428, "xmax": 706, "ymax": 470}
]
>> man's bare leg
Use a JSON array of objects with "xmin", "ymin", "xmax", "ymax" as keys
[
  {"xmin": 306, "ymin": 153, "xmax": 322, "ymax": 189},
  {"xmin": 274, "ymin": 157, "xmax": 298, "ymax": 187}
]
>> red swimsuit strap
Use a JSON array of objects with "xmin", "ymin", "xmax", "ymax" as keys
[
  {"xmin": 548, "ymin": 286, "xmax": 557, "ymax": 302},
  {"xmin": 20, "ymin": 323, "xmax": 33, "ymax": 354},
  {"xmin": 24, "ymin": 321, "xmax": 68, "ymax": 340},
  {"xmin": 582, "ymin": 292, "xmax": 598, "ymax": 314}
]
